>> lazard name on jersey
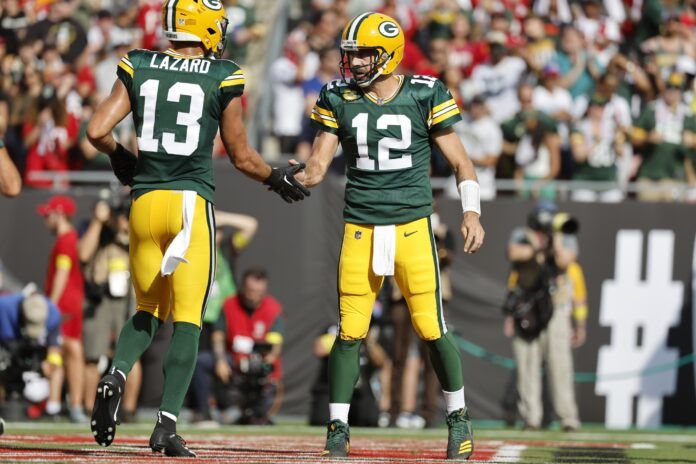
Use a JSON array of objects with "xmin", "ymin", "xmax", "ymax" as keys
[
  {"xmin": 116, "ymin": 48, "xmax": 245, "ymax": 204},
  {"xmin": 310, "ymin": 75, "xmax": 461, "ymax": 225}
]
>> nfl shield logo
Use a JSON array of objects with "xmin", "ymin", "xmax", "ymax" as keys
[{"xmin": 355, "ymin": 231, "xmax": 362, "ymax": 240}]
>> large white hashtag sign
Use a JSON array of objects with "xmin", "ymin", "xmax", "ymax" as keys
[{"xmin": 595, "ymin": 230, "xmax": 683, "ymax": 429}]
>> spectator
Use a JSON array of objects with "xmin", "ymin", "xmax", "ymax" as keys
[
  {"xmin": 270, "ymin": 31, "xmax": 312, "ymax": 155},
  {"xmin": 521, "ymin": 15, "xmax": 557, "ymax": 74},
  {"xmin": 501, "ymin": 83, "xmax": 561, "ymax": 198},
  {"xmin": 468, "ymin": 31, "xmax": 527, "ymax": 123},
  {"xmin": 78, "ymin": 199, "xmax": 141, "ymax": 422},
  {"xmin": 570, "ymin": 94, "xmax": 627, "ymax": 202},
  {"xmin": 38, "ymin": 194, "xmax": 86, "ymax": 422},
  {"xmin": 223, "ymin": 0, "xmax": 266, "ymax": 64},
  {"xmin": 0, "ymin": 139, "xmax": 21, "ymax": 197},
  {"xmin": 456, "ymin": 96, "xmax": 502, "ymax": 200},
  {"xmin": 447, "ymin": 13, "xmax": 485, "ymax": 77},
  {"xmin": 503, "ymin": 202, "xmax": 582, "ymax": 431},
  {"xmin": 632, "ymin": 72, "xmax": 696, "ymax": 201},
  {"xmin": 641, "ymin": 12, "xmax": 695, "ymax": 83},
  {"xmin": 533, "ymin": 62, "xmax": 574, "ymax": 147},
  {"xmin": 191, "ymin": 268, "xmax": 284, "ymax": 425},
  {"xmin": 26, "ymin": 0, "xmax": 87, "ymax": 66},
  {"xmin": 555, "ymin": 26, "xmax": 602, "ymax": 102},
  {"xmin": 0, "ymin": 292, "xmax": 62, "ymax": 420}
]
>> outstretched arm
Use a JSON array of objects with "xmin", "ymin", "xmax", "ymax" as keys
[
  {"xmin": 292, "ymin": 129, "xmax": 339, "ymax": 188},
  {"xmin": 432, "ymin": 127, "xmax": 485, "ymax": 254}
]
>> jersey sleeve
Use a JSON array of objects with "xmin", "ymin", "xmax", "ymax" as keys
[
  {"xmin": 428, "ymin": 80, "xmax": 462, "ymax": 133},
  {"xmin": 632, "ymin": 106, "xmax": 654, "ymax": 142},
  {"xmin": 116, "ymin": 51, "xmax": 135, "ymax": 96},
  {"xmin": 310, "ymin": 85, "xmax": 339, "ymax": 135},
  {"xmin": 218, "ymin": 67, "xmax": 246, "ymax": 110}
]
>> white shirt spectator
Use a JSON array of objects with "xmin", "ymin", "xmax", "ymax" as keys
[
  {"xmin": 469, "ymin": 56, "xmax": 527, "ymax": 123},
  {"xmin": 456, "ymin": 117, "xmax": 502, "ymax": 200},
  {"xmin": 533, "ymin": 85, "xmax": 573, "ymax": 144},
  {"xmin": 269, "ymin": 56, "xmax": 306, "ymax": 138}
]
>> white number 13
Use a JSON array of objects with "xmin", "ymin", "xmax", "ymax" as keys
[
  {"xmin": 138, "ymin": 79, "xmax": 204, "ymax": 157},
  {"xmin": 351, "ymin": 113, "xmax": 412, "ymax": 171}
]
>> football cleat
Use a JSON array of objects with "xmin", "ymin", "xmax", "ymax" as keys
[
  {"xmin": 446, "ymin": 407, "xmax": 474, "ymax": 460},
  {"xmin": 150, "ymin": 428, "xmax": 196, "ymax": 457},
  {"xmin": 322, "ymin": 419, "xmax": 350, "ymax": 457},
  {"xmin": 90, "ymin": 374, "xmax": 123, "ymax": 447}
]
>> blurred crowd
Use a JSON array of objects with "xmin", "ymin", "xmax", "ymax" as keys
[
  {"xmin": 276, "ymin": 0, "xmax": 696, "ymax": 201},
  {"xmin": 0, "ymin": 0, "xmax": 264, "ymax": 188}
]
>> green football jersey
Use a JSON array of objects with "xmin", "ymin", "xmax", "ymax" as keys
[
  {"xmin": 311, "ymin": 75, "xmax": 462, "ymax": 225},
  {"xmin": 116, "ymin": 49, "xmax": 245, "ymax": 203}
]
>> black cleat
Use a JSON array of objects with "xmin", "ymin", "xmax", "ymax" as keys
[
  {"xmin": 321, "ymin": 419, "xmax": 350, "ymax": 457},
  {"xmin": 446, "ymin": 407, "xmax": 474, "ymax": 460},
  {"xmin": 149, "ymin": 427, "xmax": 196, "ymax": 457},
  {"xmin": 90, "ymin": 374, "xmax": 123, "ymax": 447}
]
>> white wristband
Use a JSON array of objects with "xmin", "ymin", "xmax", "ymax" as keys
[{"xmin": 458, "ymin": 180, "xmax": 481, "ymax": 216}]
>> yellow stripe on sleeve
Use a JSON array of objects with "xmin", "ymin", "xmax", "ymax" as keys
[
  {"xmin": 311, "ymin": 110, "xmax": 338, "ymax": 129},
  {"xmin": 431, "ymin": 98, "xmax": 457, "ymax": 116},
  {"xmin": 314, "ymin": 105, "xmax": 335, "ymax": 119},
  {"xmin": 219, "ymin": 78, "xmax": 245, "ymax": 89},
  {"xmin": 118, "ymin": 60, "xmax": 134, "ymax": 78},
  {"xmin": 431, "ymin": 107, "xmax": 460, "ymax": 126},
  {"xmin": 266, "ymin": 332, "xmax": 283, "ymax": 345},
  {"xmin": 56, "ymin": 254, "xmax": 72, "ymax": 271}
]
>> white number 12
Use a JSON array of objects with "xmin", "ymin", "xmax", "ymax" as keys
[{"xmin": 351, "ymin": 113, "xmax": 412, "ymax": 171}]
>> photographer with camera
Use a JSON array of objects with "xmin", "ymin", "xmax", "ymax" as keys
[
  {"xmin": 0, "ymin": 291, "xmax": 62, "ymax": 428},
  {"xmin": 78, "ymin": 199, "xmax": 141, "ymax": 421},
  {"xmin": 503, "ymin": 201, "xmax": 582, "ymax": 431},
  {"xmin": 190, "ymin": 268, "xmax": 283, "ymax": 425}
]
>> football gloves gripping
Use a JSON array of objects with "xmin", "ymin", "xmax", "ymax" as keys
[{"xmin": 264, "ymin": 163, "xmax": 310, "ymax": 203}]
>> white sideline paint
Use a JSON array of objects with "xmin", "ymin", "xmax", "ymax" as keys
[
  {"xmin": 491, "ymin": 444, "xmax": 526, "ymax": 462},
  {"xmin": 630, "ymin": 443, "xmax": 656, "ymax": 449}
]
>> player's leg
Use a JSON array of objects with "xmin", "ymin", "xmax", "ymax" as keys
[
  {"xmin": 394, "ymin": 217, "xmax": 472, "ymax": 460},
  {"xmin": 91, "ymin": 191, "xmax": 170, "ymax": 447},
  {"xmin": 150, "ymin": 194, "xmax": 214, "ymax": 457},
  {"xmin": 324, "ymin": 223, "xmax": 383, "ymax": 457}
]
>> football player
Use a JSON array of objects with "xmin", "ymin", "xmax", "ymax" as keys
[
  {"xmin": 295, "ymin": 13, "xmax": 484, "ymax": 460},
  {"xmin": 86, "ymin": 0, "xmax": 308, "ymax": 456}
]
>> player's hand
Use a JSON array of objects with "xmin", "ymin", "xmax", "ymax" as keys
[
  {"xmin": 461, "ymin": 211, "xmax": 484, "ymax": 254},
  {"xmin": 264, "ymin": 163, "xmax": 311, "ymax": 203},
  {"xmin": 215, "ymin": 358, "xmax": 232, "ymax": 383},
  {"xmin": 288, "ymin": 159, "xmax": 307, "ymax": 184},
  {"xmin": 108, "ymin": 143, "xmax": 137, "ymax": 186}
]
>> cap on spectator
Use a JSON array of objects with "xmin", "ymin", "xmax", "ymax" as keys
[
  {"xmin": 37, "ymin": 195, "xmax": 77, "ymax": 217},
  {"xmin": 542, "ymin": 62, "xmax": 561, "ymax": 78},
  {"xmin": 589, "ymin": 93, "xmax": 608, "ymax": 106},
  {"xmin": 485, "ymin": 31, "xmax": 507, "ymax": 45},
  {"xmin": 21, "ymin": 294, "xmax": 49, "ymax": 340},
  {"xmin": 666, "ymin": 72, "xmax": 686, "ymax": 90}
]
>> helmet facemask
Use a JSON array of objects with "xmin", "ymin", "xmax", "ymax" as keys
[
  {"xmin": 211, "ymin": 16, "xmax": 229, "ymax": 58},
  {"xmin": 340, "ymin": 47, "xmax": 391, "ymax": 87}
]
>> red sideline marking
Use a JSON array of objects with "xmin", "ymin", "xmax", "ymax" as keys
[{"xmin": 0, "ymin": 434, "xmax": 512, "ymax": 462}]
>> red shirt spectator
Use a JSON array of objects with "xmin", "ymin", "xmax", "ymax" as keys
[
  {"xmin": 219, "ymin": 275, "xmax": 284, "ymax": 382},
  {"xmin": 39, "ymin": 195, "xmax": 84, "ymax": 339}
]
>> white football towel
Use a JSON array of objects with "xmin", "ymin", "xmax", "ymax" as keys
[
  {"xmin": 372, "ymin": 225, "xmax": 396, "ymax": 276},
  {"xmin": 161, "ymin": 190, "xmax": 197, "ymax": 276}
]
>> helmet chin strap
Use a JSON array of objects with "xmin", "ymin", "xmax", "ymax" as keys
[{"xmin": 357, "ymin": 56, "xmax": 391, "ymax": 88}]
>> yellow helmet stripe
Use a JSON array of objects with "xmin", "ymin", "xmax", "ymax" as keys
[{"xmin": 347, "ymin": 12, "xmax": 372, "ymax": 42}]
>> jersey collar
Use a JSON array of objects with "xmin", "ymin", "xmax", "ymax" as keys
[
  {"xmin": 164, "ymin": 49, "xmax": 205, "ymax": 59},
  {"xmin": 363, "ymin": 75, "xmax": 405, "ymax": 105}
]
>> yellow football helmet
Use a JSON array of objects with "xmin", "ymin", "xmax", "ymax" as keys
[
  {"xmin": 162, "ymin": 0, "xmax": 228, "ymax": 58},
  {"xmin": 340, "ymin": 12, "xmax": 405, "ymax": 87}
]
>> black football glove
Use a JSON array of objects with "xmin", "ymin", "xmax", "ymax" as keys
[
  {"xmin": 108, "ymin": 143, "xmax": 137, "ymax": 186},
  {"xmin": 263, "ymin": 163, "xmax": 311, "ymax": 203}
]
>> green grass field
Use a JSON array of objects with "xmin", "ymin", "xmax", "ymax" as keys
[{"xmin": 1, "ymin": 420, "xmax": 695, "ymax": 463}]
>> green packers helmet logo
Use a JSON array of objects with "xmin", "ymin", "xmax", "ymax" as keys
[
  {"xmin": 378, "ymin": 21, "xmax": 400, "ymax": 38},
  {"xmin": 202, "ymin": 0, "xmax": 223, "ymax": 10}
]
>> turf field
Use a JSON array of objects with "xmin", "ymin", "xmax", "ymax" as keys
[{"xmin": 1, "ymin": 421, "xmax": 695, "ymax": 463}]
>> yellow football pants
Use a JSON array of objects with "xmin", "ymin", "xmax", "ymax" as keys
[
  {"xmin": 338, "ymin": 216, "xmax": 445, "ymax": 341},
  {"xmin": 129, "ymin": 190, "xmax": 215, "ymax": 327}
]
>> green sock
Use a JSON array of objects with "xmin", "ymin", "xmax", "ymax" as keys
[
  {"xmin": 112, "ymin": 311, "xmax": 162, "ymax": 375},
  {"xmin": 160, "ymin": 322, "xmax": 200, "ymax": 417},
  {"xmin": 328, "ymin": 338, "xmax": 362, "ymax": 404},
  {"xmin": 426, "ymin": 332, "xmax": 464, "ymax": 391}
]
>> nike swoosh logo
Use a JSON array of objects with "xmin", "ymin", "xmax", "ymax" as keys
[{"xmin": 404, "ymin": 231, "xmax": 417, "ymax": 237}]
